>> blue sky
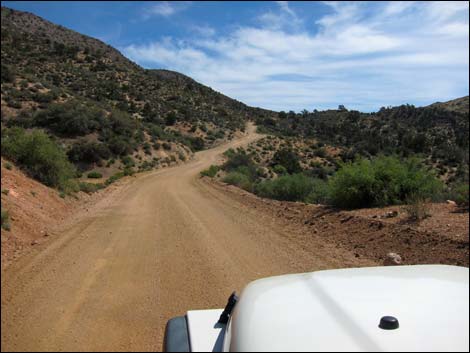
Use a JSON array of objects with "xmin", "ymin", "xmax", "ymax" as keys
[{"xmin": 4, "ymin": 1, "xmax": 469, "ymax": 112}]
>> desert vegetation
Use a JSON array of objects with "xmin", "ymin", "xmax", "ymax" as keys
[
  {"xmin": 2, "ymin": 127, "xmax": 77, "ymax": 191},
  {"xmin": 208, "ymin": 146, "xmax": 461, "ymax": 210},
  {"xmin": 87, "ymin": 171, "xmax": 102, "ymax": 179},
  {"xmin": 327, "ymin": 156, "xmax": 442, "ymax": 209},
  {"xmin": 0, "ymin": 6, "xmax": 273, "ymax": 194},
  {"xmin": 1, "ymin": 6, "xmax": 468, "ymax": 209},
  {"xmin": 200, "ymin": 165, "xmax": 219, "ymax": 178},
  {"xmin": 256, "ymin": 101, "xmax": 469, "ymax": 186},
  {"xmin": 1, "ymin": 208, "xmax": 10, "ymax": 231}
]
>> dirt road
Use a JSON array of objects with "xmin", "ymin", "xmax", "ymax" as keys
[{"xmin": 1, "ymin": 124, "xmax": 372, "ymax": 352}]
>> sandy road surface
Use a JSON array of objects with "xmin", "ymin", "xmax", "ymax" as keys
[{"xmin": 1, "ymin": 124, "xmax": 370, "ymax": 351}]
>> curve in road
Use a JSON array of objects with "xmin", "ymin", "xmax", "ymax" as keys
[{"xmin": 1, "ymin": 123, "xmax": 369, "ymax": 351}]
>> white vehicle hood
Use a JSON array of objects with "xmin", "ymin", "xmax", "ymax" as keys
[{"xmin": 227, "ymin": 265, "xmax": 469, "ymax": 352}]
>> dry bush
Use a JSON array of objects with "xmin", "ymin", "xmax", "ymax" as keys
[{"xmin": 402, "ymin": 195, "xmax": 431, "ymax": 222}]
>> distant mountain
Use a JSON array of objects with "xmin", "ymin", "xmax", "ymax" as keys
[{"xmin": 1, "ymin": 6, "xmax": 273, "ymax": 176}]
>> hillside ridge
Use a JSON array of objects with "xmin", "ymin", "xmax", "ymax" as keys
[{"xmin": 1, "ymin": 6, "xmax": 273, "ymax": 184}]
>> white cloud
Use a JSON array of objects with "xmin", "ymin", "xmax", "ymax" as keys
[
  {"xmin": 124, "ymin": 1, "xmax": 469, "ymax": 111},
  {"xmin": 382, "ymin": 1, "xmax": 416, "ymax": 17},
  {"xmin": 142, "ymin": 1, "xmax": 191, "ymax": 19},
  {"xmin": 276, "ymin": 1, "xmax": 296, "ymax": 18},
  {"xmin": 146, "ymin": 2, "xmax": 175, "ymax": 17},
  {"xmin": 258, "ymin": 1, "xmax": 302, "ymax": 31},
  {"xmin": 190, "ymin": 24, "xmax": 216, "ymax": 37}
]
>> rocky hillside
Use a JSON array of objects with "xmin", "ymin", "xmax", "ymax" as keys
[
  {"xmin": 429, "ymin": 96, "xmax": 469, "ymax": 115},
  {"xmin": 1, "ymin": 6, "xmax": 467, "ymax": 193},
  {"xmin": 256, "ymin": 97, "xmax": 469, "ymax": 184},
  {"xmin": 1, "ymin": 6, "xmax": 273, "ymax": 181}
]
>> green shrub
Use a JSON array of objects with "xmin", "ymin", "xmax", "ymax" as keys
[
  {"xmin": 121, "ymin": 156, "xmax": 135, "ymax": 167},
  {"xmin": 223, "ymin": 150, "xmax": 256, "ymax": 174},
  {"xmin": 33, "ymin": 100, "xmax": 105, "ymax": 136},
  {"xmin": 1, "ymin": 64, "xmax": 15, "ymax": 83},
  {"xmin": 87, "ymin": 171, "xmax": 103, "ymax": 179},
  {"xmin": 67, "ymin": 141, "xmax": 111, "ymax": 164},
  {"xmin": 106, "ymin": 136, "xmax": 134, "ymax": 156},
  {"xmin": 305, "ymin": 179, "xmax": 330, "ymax": 204},
  {"xmin": 2, "ymin": 127, "xmax": 76, "ymax": 190},
  {"xmin": 233, "ymin": 165, "xmax": 257, "ymax": 180},
  {"xmin": 328, "ymin": 159, "xmax": 375, "ymax": 209},
  {"xmin": 165, "ymin": 112, "xmax": 177, "ymax": 126},
  {"xmin": 7, "ymin": 99, "xmax": 22, "ymax": 109},
  {"xmin": 1, "ymin": 209, "xmax": 11, "ymax": 231},
  {"xmin": 307, "ymin": 164, "xmax": 330, "ymax": 180},
  {"xmin": 149, "ymin": 125, "xmax": 167, "ymax": 140},
  {"xmin": 4, "ymin": 162, "xmax": 13, "ymax": 170},
  {"xmin": 61, "ymin": 179, "xmax": 80, "ymax": 194},
  {"xmin": 143, "ymin": 143, "xmax": 152, "ymax": 155},
  {"xmin": 186, "ymin": 136, "xmax": 205, "ymax": 151},
  {"xmin": 273, "ymin": 164, "xmax": 287, "ymax": 175},
  {"xmin": 105, "ymin": 172, "xmax": 125, "ymax": 185},
  {"xmin": 200, "ymin": 165, "xmax": 219, "ymax": 178},
  {"xmin": 123, "ymin": 167, "xmax": 135, "ymax": 176},
  {"xmin": 223, "ymin": 172, "xmax": 253, "ymax": 192},
  {"xmin": 79, "ymin": 182, "xmax": 104, "ymax": 193},
  {"xmin": 32, "ymin": 91, "xmax": 56, "ymax": 103},
  {"xmin": 452, "ymin": 183, "xmax": 469, "ymax": 209},
  {"xmin": 255, "ymin": 174, "xmax": 316, "ymax": 202},
  {"xmin": 223, "ymin": 148, "xmax": 236, "ymax": 159},
  {"xmin": 221, "ymin": 149, "xmax": 260, "ymax": 186},
  {"xmin": 271, "ymin": 148, "xmax": 302, "ymax": 174},
  {"xmin": 328, "ymin": 156, "xmax": 443, "ymax": 209}
]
